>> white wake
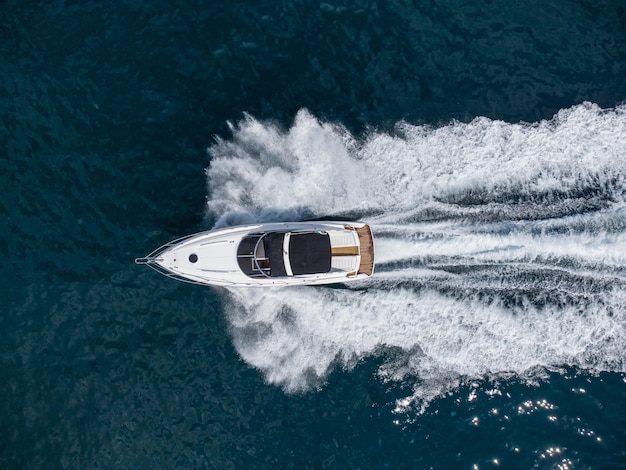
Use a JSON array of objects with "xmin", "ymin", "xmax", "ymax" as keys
[{"xmin": 206, "ymin": 102, "xmax": 626, "ymax": 412}]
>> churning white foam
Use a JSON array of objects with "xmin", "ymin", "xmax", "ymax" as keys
[{"xmin": 206, "ymin": 102, "xmax": 626, "ymax": 412}]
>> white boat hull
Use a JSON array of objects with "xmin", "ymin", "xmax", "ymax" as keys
[{"xmin": 136, "ymin": 221, "xmax": 374, "ymax": 287}]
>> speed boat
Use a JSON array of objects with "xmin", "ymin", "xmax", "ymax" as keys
[{"xmin": 135, "ymin": 221, "xmax": 374, "ymax": 287}]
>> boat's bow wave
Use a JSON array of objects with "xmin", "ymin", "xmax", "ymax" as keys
[{"xmin": 207, "ymin": 103, "xmax": 626, "ymax": 413}]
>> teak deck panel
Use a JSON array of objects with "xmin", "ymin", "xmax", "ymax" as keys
[
  {"xmin": 356, "ymin": 225, "xmax": 374, "ymax": 276},
  {"xmin": 332, "ymin": 246, "xmax": 359, "ymax": 256}
]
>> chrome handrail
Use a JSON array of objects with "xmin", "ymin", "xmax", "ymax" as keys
[
  {"xmin": 252, "ymin": 233, "xmax": 272, "ymax": 278},
  {"xmin": 135, "ymin": 232, "xmax": 200, "ymax": 264}
]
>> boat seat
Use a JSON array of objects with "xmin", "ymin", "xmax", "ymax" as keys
[
  {"xmin": 255, "ymin": 240, "xmax": 266, "ymax": 259},
  {"xmin": 331, "ymin": 255, "xmax": 359, "ymax": 271},
  {"xmin": 329, "ymin": 230, "xmax": 356, "ymax": 247}
]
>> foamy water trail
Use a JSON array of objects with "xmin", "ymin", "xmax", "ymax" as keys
[{"xmin": 206, "ymin": 103, "xmax": 626, "ymax": 412}]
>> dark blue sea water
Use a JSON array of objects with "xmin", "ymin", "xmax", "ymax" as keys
[{"xmin": 3, "ymin": 1, "xmax": 626, "ymax": 468}]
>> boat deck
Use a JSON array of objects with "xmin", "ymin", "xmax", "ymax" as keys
[{"xmin": 356, "ymin": 225, "xmax": 374, "ymax": 276}]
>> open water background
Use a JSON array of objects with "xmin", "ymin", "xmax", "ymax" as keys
[{"xmin": 2, "ymin": 1, "xmax": 626, "ymax": 468}]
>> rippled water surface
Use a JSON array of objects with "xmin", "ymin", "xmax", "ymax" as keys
[{"xmin": 2, "ymin": 1, "xmax": 626, "ymax": 468}]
